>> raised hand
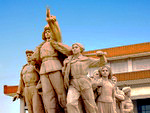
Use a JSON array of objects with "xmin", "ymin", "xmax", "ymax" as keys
[
  {"xmin": 46, "ymin": 7, "xmax": 50, "ymax": 18},
  {"xmin": 96, "ymin": 51, "xmax": 107, "ymax": 57}
]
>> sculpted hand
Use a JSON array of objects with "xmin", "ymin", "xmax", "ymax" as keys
[
  {"xmin": 96, "ymin": 51, "xmax": 107, "ymax": 57},
  {"xmin": 13, "ymin": 94, "xmax": 20, "ymax": 102},
  {"xmin": 36, "ymin": 80, "xmax": 42, "ymax": 90},
  {"xmin": 96, "ymin": 51, "xmax": 107, "ymax": 66},
  {"xmin": 46, "ymin": 7, "xmax": 50, "ymax": 17},
  {"xmin": 97, "ymin": 87, "xmax": 102, "ymax": 95},
  {"xmin": 46, "ymin": 15, "xmax": 56, "ymax": 23}
]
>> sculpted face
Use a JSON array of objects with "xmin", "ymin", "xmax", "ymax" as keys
[
  {"xmin": 126, "ymin": 91, "xmax": 131, "ymax": 97},
  {"xmin": 101, "ymin": 67, "xmax": 109, "ymax": 77},
  {"xmin": 93, "ymin": 71, "xmax": 100, "ymax": 79},
  {"xmin": 45, "ymin": 30, "xmax": 52, "ymax": 39},
  {"xmin": 112, "ymin": 78, "xmax": 117, "ymax": 85},
  {"xmin": 72, "ymin": 44, "xmax": 81, "ymax": 55},
  {"xmin": 26, "ymin": 53, "xmax": 33, "ymax": 62}
]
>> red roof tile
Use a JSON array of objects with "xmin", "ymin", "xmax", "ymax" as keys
[{"xmin": 83, "ymin": 42, "xmax": 150, "ymax": 58}]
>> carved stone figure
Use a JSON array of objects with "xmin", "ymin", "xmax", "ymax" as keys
[
  {"xmin": 91, "ymin": 70, "xmax": 100, "ymax": 79},
  {"xmin": 62, "ymin": 43, "xmax": 107, "ymax": 113},
  {"xmin": 31, "ymin": 8, "xmax": 72, "ymax": 113},
  {"xmin": 13, "ymin": 50, "xmax": 45, "ymax": 113},
  {"xmin": 95, "ymin": 65, "xmax": 115, "ymax": 113},
  {"xmin": 89, "ymin": 70, "xmax": 101, "ymax": 100},
  {"xmin": 121, "ymin": 87, "xmax": 133, "ymax": 113},
  {"xmin": 111, "ymin": 76, "xmax": 125, "ymax": 113}
]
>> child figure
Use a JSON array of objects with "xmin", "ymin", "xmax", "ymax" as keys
[{"xmin": 121, "ymin": 87, "xmax": 134, "ymax": 113}]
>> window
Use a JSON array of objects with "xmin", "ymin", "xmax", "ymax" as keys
[
  {"xmin": 137, "ymin": 98, "xmax": 150, "ymax": 113},
  {"xmin": 110, "ymin": 59, "xmax": 128, "ymax": 74},
  {"xmin": 132, "ymin": 56, "xmax": 150, "ymax": 71}
]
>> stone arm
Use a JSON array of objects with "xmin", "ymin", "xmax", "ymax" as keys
[
  {"xmin": 50, "ymin": 40, "xmax": 72, "ymax": 56},
  {"xmin": 115, "ymin": 88, "xmax": 125, "ymax": 101},
  {"xmin": 112, "ymin": 87, "xmax": 115, "ymax": 101},
  {"xmin": 31, "ymin": 41, "xmax": 45, "ymax": 64},
  {"xmin": 17, "ymin": 73, "xmax": 25, "ymax": 95},
  {"xmin": 62, "ymin": 58, "xmax": 68, "ymax": 76},
  {"xmin": 13, "ymin": 69, "xmax": 25, "ymax": 101},
  {"xmin": 62, "ymin": 56, "xmax": 72, "ymax": 89},
  {"xmin": 91, "ymin": 78, "xmax": 103, "ymax": 91},
  {"xmin": 88, "ymin": 51, "xmax": 107, "ymax": 68},
  {"xmin": 46, "ymin": 8, "xmax": 62, "ymax": 42},
  {"xmin": 123, "ymin": 109, "xmax": 133, "ymax": 113}
]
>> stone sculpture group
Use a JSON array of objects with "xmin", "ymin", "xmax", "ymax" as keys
[{"xmin": 13, "ymin": 8, "xmax": 134, "ymax": 113}]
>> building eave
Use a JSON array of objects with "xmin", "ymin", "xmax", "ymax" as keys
[{"xmin": 83, "ymin": 42, "xmax": 150, "ymax": 60}]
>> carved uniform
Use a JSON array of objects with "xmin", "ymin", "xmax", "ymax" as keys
[
  {"xmin": 96, "ymin": 80, "xmax": 115, "ymax": 113},
  {"xmin": 40, "ymin": 41, "xmax": 62, "ymax": 74},
  {"xmin": 63, "ymin": 55, "xmax": 106, "ymax": 113},
  {"xmin": 32, "ymin": 40, "xmax": 71, "ymax": 113},
  {"xmin": 17, "ymin": 64, "xmax": 44, "ymax": 113}
]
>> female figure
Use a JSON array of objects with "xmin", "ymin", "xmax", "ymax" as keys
[
  {"xmin": 62, "ymin": 43, "xmax": 107, "ymax": 113},
  {"xmin": 96, "ymin": 65, "xmax": 115, "ymax": 113},
  {"xmin": 121, "ymin": 87, "xmax": 133, "ymax": 113}
]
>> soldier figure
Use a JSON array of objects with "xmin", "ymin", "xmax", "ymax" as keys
[
  {"xmin": 31, "ymin": 8, "xmax": 71, "ymax": 113},
  {"xmin": 13, "ymin": 50, "xmax": 45, "ymax": 113}
]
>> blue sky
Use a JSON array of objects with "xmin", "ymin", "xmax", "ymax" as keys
[{"xmin": 0, "ymin": 0, "xmax": 150, "ymax": 112}]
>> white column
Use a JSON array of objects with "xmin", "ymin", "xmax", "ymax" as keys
[
  {"xmin": 20, "ymin": 98, "xmax": 25, "ymax": 113},
  {"xmin": 128, "ymin": 58, "xmax": 132, "ymax": 72}
]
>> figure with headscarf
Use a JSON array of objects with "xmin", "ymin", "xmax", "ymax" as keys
[
  {"xmin": 94, "ymin": 65, "xmax": 115, "ymax": 113},
  {"xmin": 62, "ymin": 43, "xmax": 107, "ymax": 113}
]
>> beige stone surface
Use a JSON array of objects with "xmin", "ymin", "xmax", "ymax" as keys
[{"xmin": 13, "ymin": 50, "xmax": 45, "ymax": 113}]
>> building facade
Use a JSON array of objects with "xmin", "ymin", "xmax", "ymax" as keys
[{"xmin": 4, "ymin": 42, "xmax": 150, "ymax": 113}]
